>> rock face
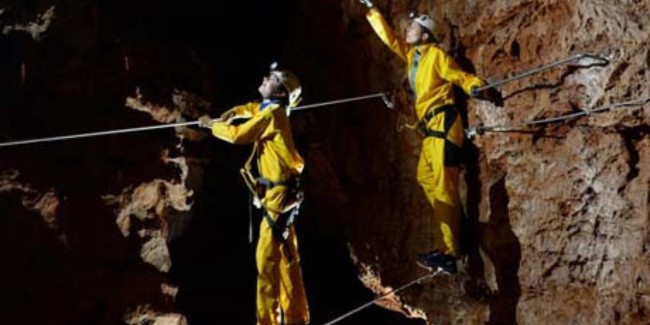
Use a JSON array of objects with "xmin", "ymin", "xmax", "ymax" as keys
[
  {"xmin": 306, "ymin": 0, "xmax": 649, "ymax": 324},
  {"xmin": 0, "ymin": 0, "xmax": 648, "ymax": 324},
  {"xmin": 0, "ymin": 2, "xmax": 200, "ymax": 323}
]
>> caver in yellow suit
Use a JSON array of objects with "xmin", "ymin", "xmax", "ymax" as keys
[
  {"xmin": 201, "ymin": 66, "xmax": 309, "ymax": 325},
  {"xmin": 364, "ymin": 6, "xmax": 485, "ymax": 268}
]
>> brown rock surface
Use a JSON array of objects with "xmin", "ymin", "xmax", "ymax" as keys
[{"xmin": 307, "ymin": 0, "xmax": 649, "ymax": 324}]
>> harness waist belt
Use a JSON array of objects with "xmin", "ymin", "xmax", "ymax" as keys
[
  {"xmin": 419, "ymin": 104, "xmax": 455, "ymax": 138},
  {"xmin": 256, "ymin": 175, "xmax": 298, "ymax": 189}
]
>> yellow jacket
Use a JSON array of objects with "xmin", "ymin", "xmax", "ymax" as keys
[
  {"xmin": 210, "ymin": 102, "xmax": 304, "ymax": 184},
  {"xmin": 366, "ymin": 8, "xmax": 484, "ymax": 120}
]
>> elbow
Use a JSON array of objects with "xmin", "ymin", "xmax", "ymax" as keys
[
  {"xmin": 231, "ymin": 138, "xmax": 247, "ymax": 145},
  {"xmin": 210, "ymin": 130, "xmax": 238, "ymax": 144},
  {"xmin": 229, "ymin": 132, "xmax": 252, "ymax": 145}
]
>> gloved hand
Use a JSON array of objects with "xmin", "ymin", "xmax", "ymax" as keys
[
  {"xmin": 359, "ymin": 0, "xmax": 373, "ymax": 8},
  {"xmin": 470, "ymin": 79, "xmax": 489, "ymax": 98},
  {"xmin": 198, "ymin": 115, "xmax": 214, "ymax": 129},
  {"xmin": 473, "ymin": 86, "xmax": 504, "ymax": 107},
  {"xmin": 470, "ymin": 85, "xmax": 480, "ymax": 98}
]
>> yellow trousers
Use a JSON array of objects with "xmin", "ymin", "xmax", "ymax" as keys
[
  {"xmin": 417, "ymin": 136, "xmax": 462, "ymax": 257},
  {"xmin": 256, "ymin": 187, "xmax": 309, "ymax": 325}
]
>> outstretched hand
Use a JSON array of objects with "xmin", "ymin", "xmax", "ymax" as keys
[
  {"xmin": 198, "ymin": 115, "xmax": 214, "ymax": 129},
  {"xmin": 359, "ymin": 0, "xmax": 373, "ymax": 8},
  {"xmin": 472, "ymin": 86, "xmax": 504, "ymax": 107},
  {"xmin": 480, "ymin": 87, "xmax": 504, "ymax": 107}
]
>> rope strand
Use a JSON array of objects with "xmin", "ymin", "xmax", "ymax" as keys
[
  {"xmin": 291, "ymin": 93, "xmax": 386, "ymax": 111},
  {"xmin": 475, "ymin": 52, "xmax": 609, "ymax": 93},
  {"xmin": 0, "ymin": 92, "xmax": 388, "ymax": 148},
  {"xmin": 321, "ymin": 271, "xmax": 439, "ymax": 325},
  {"xmin": 468, "ymin": 95, "xmax": 650, "ymax": 136}
]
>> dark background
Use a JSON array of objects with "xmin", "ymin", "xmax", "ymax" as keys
[{"xmin": 0, "ymin": 0, "xmax": 425, "ymax": 324}]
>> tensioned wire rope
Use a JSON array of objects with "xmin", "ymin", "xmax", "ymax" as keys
[
  {"xmin": 466, "ymin": 96, "xmax": 650, "ymax": 137},
  {"xmin": 321, "ymin": 270, "xmax": 441, "ymax": 325},
  {"xmin": 0, "ymin": 93, "xmax": 390, "ymax": 148}
]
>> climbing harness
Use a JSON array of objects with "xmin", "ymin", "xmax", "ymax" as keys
[
  {"xmin": 474, "ymin": 52, "xmax": 610, "ymax": 94},
  {"xmin": 262, "ymin": 208, "xmax": 300, "ymax": 263},
  {"xmin": 248, "ymin": 192, "xmax": 254, "ymax": 244},
  {"xmin": 240, "ymin": 139, "xmax": 303, "ymax": 256},
  {"xmin": 0, "ymin": 92, "xmax": 394, "ymax": 148},
  {"xmin": 241, "ymin": 173, "xmax": 301, "ymax": 262},
  {"xmin": 239, "ymin": 141, "xmax": 303, "ymax": 214},
  {"xmin": 414, "ymin": 104, "xmax": 463, "ymax": 167},
  {"xmin": 321, "ymin": 270, "xmax": 441, "ymax": 325},
  {"xmin": 465, "ymin": 95, "xmax": 650, "ymax": 138}
]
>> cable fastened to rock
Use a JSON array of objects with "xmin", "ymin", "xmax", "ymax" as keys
[
  {"xmin": 321, "ymin": 271, "xmax": 440, "ymax": 325},
  {"xmin": 466, "ymin": 95, "xmax": 650, "ymax": 138},
  {"xmin": 0, "ymin": 92, "xmax": 393, "ymax": 148},
  {"xmin": 474, "ymin": 52, "xmax": 610, "ymax": 94}
]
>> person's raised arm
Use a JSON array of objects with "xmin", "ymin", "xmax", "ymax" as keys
[{"xmin": 361, "ymin": 1, "xmax": 409, "ymax": 61}]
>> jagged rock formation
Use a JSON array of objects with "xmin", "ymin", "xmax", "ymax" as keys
[
  {"xmin": 1, "ymin": 5, "xmax": 55, "ymax": 41},
  {"xmin": 313, "ymin": 1, "xmax": 649, "ymax": 324}
]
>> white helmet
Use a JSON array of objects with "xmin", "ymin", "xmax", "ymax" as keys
[
  {"xmin": 409, "ymin": 12, "xmax": 435, "ymax": 35},
  {"xmin": 269, "ymin": 62, "xmax": 302, "ymax": 109}
]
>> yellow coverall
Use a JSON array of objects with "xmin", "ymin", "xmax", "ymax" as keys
[
  {"xmin": 211, "ymin": 101, "xmax": 309, "ymax": 325},
  {"xmin": 367, "ymin": 8, "xmax": 485, "ymax": 256}
]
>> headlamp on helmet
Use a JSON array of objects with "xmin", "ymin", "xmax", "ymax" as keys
[
  {"xmin": 409, "ymin": 11, "xmax": 435, "ymax": 35},
  {"xmin": 269, "ymin": 62, "xmax": 302, "ymax": 109}
]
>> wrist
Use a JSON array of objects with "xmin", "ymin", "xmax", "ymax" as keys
[
  {"xmin": 360, "ymin": 0, "xmax": 373, "ymax": 8},
  {"xmin": 470, "ymin": 86, "xmax": 479, "ymax": 97}
]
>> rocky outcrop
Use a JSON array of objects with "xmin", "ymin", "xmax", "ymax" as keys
[
  {"xmin": 0, "ymin": 169, "xmax": 64, "ymax": 242},
  {"xmin": 1, "ymin": 5, "xmax": 55, "ymax": 41},
  {"xmin": 311, "ymin": 0, "xmax": 649, "ymax": 324}
]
